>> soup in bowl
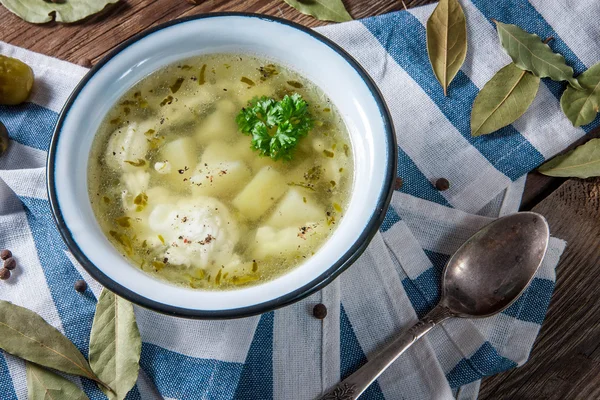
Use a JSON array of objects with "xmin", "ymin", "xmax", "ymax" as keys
[{"xmin": 48, "ymin": 13, "xmax": 396, "ymax": 318}]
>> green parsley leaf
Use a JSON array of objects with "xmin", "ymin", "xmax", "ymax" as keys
[{"xmin": 236, "ymin": 93, "xmax": 313, "ymax": 161}]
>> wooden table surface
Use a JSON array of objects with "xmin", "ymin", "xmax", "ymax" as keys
[{"xmin": 2, "ymin": 1, "xmax": 598, "ymax": 398}]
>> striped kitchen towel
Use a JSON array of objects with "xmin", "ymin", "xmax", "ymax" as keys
[{"xmin": 1, "ymin": 0, "xmax": 596, "ymax": 398}]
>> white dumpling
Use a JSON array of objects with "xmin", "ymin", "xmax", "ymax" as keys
[
  {"xmin": 121, "ymin": 170, "xmax": 150, "ymax": 213},
  {"xmin": 105, "ymin": 121, "xmax": 154, "ymax": 172},
  {"xmin": 159, "ymin": 137, "xmax": 198, "ymax": 189},
  {"xmin": 252, "ymin": 222, "xmax": 326, "ymax": 259},
  {"xmin": 147, "ymin": 197, "xmax": 239, "ymax": 270}
]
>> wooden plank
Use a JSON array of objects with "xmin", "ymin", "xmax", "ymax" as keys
[
  {"xmin": 521, "ymin": 127, "xmax": 600, "ymax": 211},
  {"xmin": 481, "ymin": 177, "xmax": 600, "ymax": 399},
  {"xmin": 0, "ymin": 0, "xmax": 435, "ymax": 65}
]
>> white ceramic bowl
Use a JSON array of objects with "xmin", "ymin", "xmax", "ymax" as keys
[{"xmin": 48, "ymin": 13, "xmax": 396, "ymax": 318}]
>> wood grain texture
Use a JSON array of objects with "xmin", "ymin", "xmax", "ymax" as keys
[
  {"xmin": 0, "ymin": 0, "xmax": 434, "ymax": 64},
  {"xmin": 481, "ymin": 177, "xmax": 600, "ymax": 399},
  {"xmin": 521, "ymin": 126, "xmax": 600, "ymax": 211}
]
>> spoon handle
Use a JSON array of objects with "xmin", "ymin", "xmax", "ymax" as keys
[{"xmin": 319, "ymin": 304, "xmax": 453, "ymax": 400}]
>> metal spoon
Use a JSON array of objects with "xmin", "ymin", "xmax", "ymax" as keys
[{"xmin": 320, "ymin": 212, "xmax": 550, "ymax": 400}]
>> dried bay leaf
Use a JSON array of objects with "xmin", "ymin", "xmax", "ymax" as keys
[
  {"xmin": 0, "ymin": 0, "xmax": 119, "ymax": 24},
  {"xmin": 27, "ymin": 362, "xmax": 89, "ymax": 400},
  {"xmin": 494, "ymin": 20, "xmax": 582, "ymax": 90},
  {"xmin": 89, "ymin": 288, "xmax": 141, "ymax": 400},
  {"xmin": 561, "ymin": 62, "xmax": 600, "ymax": 127},
  {"xmin": 0, "ymin": 301, "xmax": 105, "ymax": 386},
  {"xmin": 471, "ymin": 63, "xmax": 540, "ymax": 136},
  {"xmin": 539, "ymin": 138, "xmax": 600, "ymax": 178},
  {"xmin": 283, "ymin": 0, "xmax": 352, "ymax": 23},
  {"xmin": 426, "ymin": 0, "xmax": 468, "ymax": 96}
]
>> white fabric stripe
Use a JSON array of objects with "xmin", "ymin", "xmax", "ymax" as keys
[
  {"xmin": 0, "ymin": 182, "xmax": 73, "ymax": 399},
  {"xmin": 391, "ymin": 192, "xmax": 493, "ymax": 255},
  {"xmin": 273, "ymin": 292, "xmax": 323, "ymax": 400},
  {"xmin": 456, "ymin": 380, "xmax": 481, "ymax": 400},
  {"xmin": 317, "ymin": 22, "xmax": 513, "ymax": 214},
  {"xmin": 0, "ymin": 41, "xmax": 87, "ymax": 113},
  {"xmin": 0, "ymin": 141, "xmax": 46, "ymax": 170},
  {"xmin": 0, "ymin": 182, "xmax": 65, "ymax": 331},
  {"xmin": 530, "ymin": 0, "xmax": 600, "ymax": 68},
  {"xmin": 498, "ymin": 175, "xmax": 527, "ymax": 216},
  {"xmin": 0, "ymin": 168, "xmax": 47, "ymax": 200},
  {"xmin": 135, "ymin": 311, "xmax": 259, "ymax": 363},
  {"xmin": 4, "ymin": 354, "xmax": 26, "ymax": 400},
  {"xmin": 340, "ymin": 234, "xmax": 454, "ymax": 400},
  {"xmin": 412, "ymin": 2, "xmax": 587, "ymax": 160},
  {"xmin": 321, "ymin": 280, "xmax": 341, "ymax": 393},
  {"xmin": 382, "ymin": 219, "xmax": 434, "ymax": 278},
  {"xmin": 136, "ymin": 369, "xmax": 165, "ymax": 400}
]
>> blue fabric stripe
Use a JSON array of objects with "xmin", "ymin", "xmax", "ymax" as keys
[
  {"xmin": 0, "ymin": 103, "xmax": 58, "ymax": 151},
  {"xmin": 234, "ymin": 312, "xmax": 274, "ymax": 400},
  {"xmin": 446, "ymin": 342, "xmax": 517, "ymax": 388},
  {"xmin": 361, "ymin": 12, "xmax": 545, "ymax": 181},
  {"xmin": 471, "ymin": 0, "xmax": 600, "ymax": 132},
  {"xmin": 503, "ymin": 277, "xmax": 554, "ymax": 325},
  {"xmin": 0, "ymin": 353, "xmax": 18, "ymax": 400},
  {"xmin": 340, "ymin": 305, "xmax": 385, "ymax": 400},
  {"xmin": 380, "ymin": 206, "xmax": 401, "ymax": 233},
  {"xmin": 396, "ymin": 146, "xmax": 452, "ymax": 207},
  {"xmin": 19, "ymin": 196, "xmax": 141, "ymax": 400},
  {"xmin": 141, "ymin": 343, "xmax": 242, "ymax": 400}
]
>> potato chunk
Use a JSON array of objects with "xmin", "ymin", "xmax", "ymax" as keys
[
  {"xmin": 190, "ymin": 161, "xmax": 251, "ymax": 197},
  {"xmin": 232, "ymin": 166, "xmax": 286, "ymax": 220},
  {"xmin": 266, "ymin": 189, "xmax": 325, "ymax": 229},
  {"xmin": 160, "ymin": 136, "xmax": 198, "ymax": 189},
  {"xmin": 195, "ymin": 101, "xmax": 239, "ymax": 142}
]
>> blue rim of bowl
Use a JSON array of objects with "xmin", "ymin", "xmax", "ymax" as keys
[{"xmin": 47, "ymin": 12, "xmax": 397, "ymax": 319}]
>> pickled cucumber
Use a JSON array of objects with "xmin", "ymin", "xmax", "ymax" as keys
[{"xmin": 0, "ymin": 55, "xmax": 34, "ymax": 105}]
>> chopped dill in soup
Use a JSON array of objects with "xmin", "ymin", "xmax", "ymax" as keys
[{"xmin": 88, "ymin": 54, "xmax": 353, "ymax": 290}]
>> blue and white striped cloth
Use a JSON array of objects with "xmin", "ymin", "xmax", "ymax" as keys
[{"xmin": 1, "ymin": 0, "xmax": 597, "ymax": 398}]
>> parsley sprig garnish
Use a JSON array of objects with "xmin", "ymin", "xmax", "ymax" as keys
[{"xmin": 236, "ymin": 93, "xmax": 313, "ymax": 161}]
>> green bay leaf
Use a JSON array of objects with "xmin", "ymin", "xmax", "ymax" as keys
[
  {"xmin": 0, "ymin": 301, "xmax": 104, "ymax": 386},
  {"xmin": 494, "ymin": 20, "xmax": 581, "ymax": 90},
  {"xmin": 0, "ymin": 0, "xmax": 119, "ymax": 24},
  {"xmin": 471, "ymin": 63, "xmax": 540, "ymax": 136},
  {"xmin": 89, "ymin": 289, "xmax": 141, "ymax": 400},
  {"xmin": 27, "ymin": 362, "xmax": 89, "ymax": 400},
  {"xmin": 283, "ymin": 0, "xmax": 352, "ymax": 23},
  {"xmin": 426, "ymin": 0, "xmax": 468, "ymax": 96},
  {"xmin": 539, "ymin": 138, "xmax": 600, "ymax": 178},
  {"xmin": 561, "ymin": 62, "xmax": 600, "ymax": 127}
]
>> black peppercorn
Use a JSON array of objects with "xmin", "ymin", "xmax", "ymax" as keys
[
  {"xmin": 435, "ymin": 178, "xmax": 450, "ymax": 191},
  {"xmin": 3, "ymin": 257, "xmax": 16, "ymax": 271},
  {"xmin": 313, "ymin": 303, "xmax": 327, "ymax": 320},
  {"xmin": 0, "ymin": 249, "xmax": 11, "ymax": 260},
  {"xmin": 394, "ymin": 177, "xmax": 403, "ymax": 190},
  {"xmin": 74, "ymin": 280, "xmax": 87, "ymax": 293},
  {"xmin": 0, "ymin": 268, "xmax": 10, "ymax": 280}
]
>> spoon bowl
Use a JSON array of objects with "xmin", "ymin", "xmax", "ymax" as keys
[
  {"xmin": 442, "ymin": 212, "xmax": 549, "ymax": 318},
  {"xmin": 321, "ymin": 212, "xmax": 551, "ymax": 400}
]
